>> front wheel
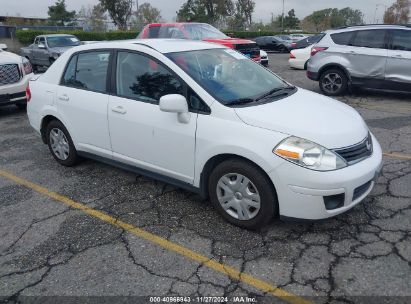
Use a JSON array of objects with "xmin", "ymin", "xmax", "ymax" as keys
[
  {"xmin": 319, "ymin": 69, "xmax": 348, "ymax": 96},
  {"xmin": 208, "ymin": 159, "xmax": 278, "ymax": 229},
  {"xmin": 46, "ymin": 120, "xmax": 79, "ymax": 166}
]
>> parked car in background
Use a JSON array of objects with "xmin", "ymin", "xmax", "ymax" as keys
[
  {"xmin": 289, "ymin": 33, "xmax": 308, "ymax": 42},
  {"xmin": 290, "ymin": 34, "xmax": 325, "ymax": 50},
  {"xmin": 0, "ymin": 47, "xmax": 33, "ymax": 109},
  {"xmin": 254, "ymin": 36, "xmax": 291, "ymax": 53},
  {"xmin": 260, "ymin": 49, "xmax": 268, "ymax": 66},
  {"xmin": 138, "ymin": 23, "xmax": 261, "ymax": 62},
  {"xmin": 21, "ymin": 34, "xmax": 81, "ymax": 71},
  {"xmin": 307, "ymin": 25, "xmax": 411, "ymax": 96},
  {"xmin": 0, "ymin": 43, "xmax": 8, "ymax": 50},
  {"xmin": 27, "ymin": 39, "xmax": 382, "ymax": 229},
  {"xmin": 289, "ymin": 45, "xmax": 312, "ymax": 70}
]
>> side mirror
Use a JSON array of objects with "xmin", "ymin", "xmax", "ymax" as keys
[
  {"xmin": 159, "ymin": 94, "xmax": 190, "ymax": 124},
  {"xmin": 38, "ymin": 43, "xmax": 46, "ymax": 49}
]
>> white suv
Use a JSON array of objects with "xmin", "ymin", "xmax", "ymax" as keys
[
  {"xmin": 27, "ymin": 40, "xmax": 382, "ymax": 229},
  {"xmin": 0, "ymin": 46, "xmax": 33, "ymax": 109}
]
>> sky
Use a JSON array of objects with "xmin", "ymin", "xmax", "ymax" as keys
[{"xmin": 0, "ymin": 0, "xmax": 398, "ymax": 24}]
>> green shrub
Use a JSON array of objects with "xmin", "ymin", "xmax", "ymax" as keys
[{"xmin": 16, "ymin": 30, "xmax": 139, "ymax": 45}]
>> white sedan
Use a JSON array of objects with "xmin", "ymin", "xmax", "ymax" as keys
[
  {"xmin": 289, "ymin": 45, "xmax": 312, "ymax": 70},
  {"xmin": 0, "ymin": 45, "xmax": 33, "ymax": 109},
  {"xmin": 27, "ymin": 39, "xmax": 382, "ymax": 229}
]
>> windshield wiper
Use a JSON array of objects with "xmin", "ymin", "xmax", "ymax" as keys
[
  {"xmin": 227, "ymin": 98, "xmax": 255, "ymax": 106},
  {"xmin": 255, "ymin": 86, "xmax": 296, "ymax": 102}
]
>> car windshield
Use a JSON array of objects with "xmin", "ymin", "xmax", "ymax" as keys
[
  {"xmin": 167, "ymin": 48, "xmax": 290, "ymax": 106},
  {"xmin": 47, "ymin": 36, "xmax": 80, "ymax": 48},
  {"xmin": 183, "ymin": 23, "xmax": 229, "ymax": 40}
]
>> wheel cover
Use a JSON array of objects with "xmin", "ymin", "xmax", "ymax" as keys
[
  {"xmin": 50, "ymin": 128, "xmax": 70, "ymax": 160},
  {"xmin": 216, "ymin": 173, "xmax": 261, "ymax": 220},
  {"xmin": 322, "ymin": 72, "xmax": 343, "ymax": 93}
]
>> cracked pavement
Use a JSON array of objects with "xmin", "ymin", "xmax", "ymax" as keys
[{"xmin": 0, "ymin": 53, "xmax": 410, "ymax": 303}]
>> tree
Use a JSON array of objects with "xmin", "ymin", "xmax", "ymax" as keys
[
  {"xmin": 132, "ymin": 3, "xmax": 162, "ymax": 30},
  {"xmin": 77, "ymin": 4, "xmax": 107, "ymax": 31},
  {"xmin": 99, "ymin": 0, "xmax": 133, "ymax": 30},
  {"xmin": 302, "ymin": 7, "xmax": 364, "ymax": 32},
  {"xmin": 283, "ymin": 9, "xmax": 300, "ymax": 29},
  {"xmin": 177, "ymin": 0, "xmax": 234, "ymax": 25},
  {"xmin": 48, "ymin": 0, "xmax": 76, "ymax": 26},
  {"xmin": 384, "ymin": 0, "xmax": 410, "ymax": 24},
  {"xmin": 236, "ymin": 0, "xmax": 255, "ymax": 27}
]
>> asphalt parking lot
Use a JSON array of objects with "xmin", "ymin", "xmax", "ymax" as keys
[{"xmin": 1, "ymin": 53, "xmax": 410, "ymax": 303}]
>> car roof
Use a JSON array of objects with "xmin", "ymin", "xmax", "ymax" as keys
[
  {"xmin": 67, "ymin": 39, "xmax": 226, "ymax": 54},
  {"xmin": 325, "ymin": 24, "xmax": 411, "ymax": 34},
  {"xmin": 39, "ymin": 34, "xmax": 76, "ymax": 38}
]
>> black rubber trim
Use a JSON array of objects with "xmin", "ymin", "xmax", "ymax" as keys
[{"xmin": 77, "ymin": 151, "xmax": 202, "ymax": 196}]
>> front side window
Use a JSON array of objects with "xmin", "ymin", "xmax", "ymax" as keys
[
  {"xmin": 167, "ymin": 48, "xmax": 289, "ymax": 106},
  {"xmin": 391, "ymin": 30, "xmax": 411, "ymax": 51},
  {"xmin": 61, "ymin": 51, "xmax": 110, "ymax": 93},
  {"xmin": 116, "ymin": 51, "xmax": 184, "ymax": 103},
  {"xmin": 351, "ymin": 30, "xmax": 387, "ymax": 49},
  {"xmin": 38, "ymin": 37, "xmax": 46, "ymax": 46},
  {"xmin": 158, "ymin": 26, "xmax": 186, "ymax": 39}
]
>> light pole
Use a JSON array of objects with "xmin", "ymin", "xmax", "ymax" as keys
[
  {"xmin": 373, "ymin": 4, "xmax": 387, "ymax": 24},
  {"xmin": 281, "ymin": 0, "xmax": 285, "ymax": 33}
]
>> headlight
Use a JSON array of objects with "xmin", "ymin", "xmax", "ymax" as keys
[
  {"xmin": 273, "ymin": 136, "xmax": 347, "ymax": 171},
  {"xmin": 22, "ymin": 57, "xmax": 32, "ymax": 74}
]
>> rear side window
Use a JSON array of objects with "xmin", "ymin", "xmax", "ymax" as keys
[
  {"xmin": 351, "ymin": 30, "xmax": 387, "ymax": 49},
  {"xmin": 391, "ymin": 30, "xmax": 411, "ymax": 51},
  {"xmin": 116, "ymin": 51, "xmax": 184, "ymax": 104},
  {"xmin": 330, "ymin": 32, "xmax": 354, "ymax": 45},
  {"xmin": 158, "ymin": 26, "xmax": 185, "ymax": 39},
  {"xmin": 61, "ymin": 51, "xmax": 110, "ymax": 93}
]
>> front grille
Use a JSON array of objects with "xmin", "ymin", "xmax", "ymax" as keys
[
  {"xmin": 0, "ymin": 64, "xmax": 21, "ymax": 85},
  {"xmin": 235, "ymin": 43, "xmax": 260, "ymax": 58},
  {"xmin": 333, "ymin": 133, "xmax": 373, "ymax": 164},
  {"xmin": 353, "ymin": 180, "xmax": 372, "ymax": 201}
]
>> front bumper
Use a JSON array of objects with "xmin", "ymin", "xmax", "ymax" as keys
[
  {"xmin": 306, "ymin": 70, "xmax": 319, "ymax": 81},
  {"xmin": 269, "ymin": 134, "xmax": 383, "ymax": 220},
  {"xmin": 261, "ymin": 58, "xmax": 268, "ymax": 66},
  {"xmin": 0, "ymin": 73, "xmax": 32, "ymax": 106}
]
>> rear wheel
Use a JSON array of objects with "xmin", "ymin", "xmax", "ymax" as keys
[
  {"xmin": 208, "ymin": 159, "xmax": 277, "ymax": 229},
  {"xmin": 46, "ymin": 120, "xmax": 79, "ymax": 167},
  {"xmin": 319, "ymin": 68, "xmax": 348, "ymax": 96}
]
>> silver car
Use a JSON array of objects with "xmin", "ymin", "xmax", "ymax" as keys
[{"xmin": 307, "ymin": 25, "xmax": 411, "ymax": 96}]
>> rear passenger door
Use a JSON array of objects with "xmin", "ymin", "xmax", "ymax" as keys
[
  {"xmin": 347, "ymin": 29, "xmax": 388, "ymax": 82},
  {"xmin": 57, "ymin": 50, "xmax": 112, "ymax": 157},
  {"xmin": 385, "ymin": 29, "xmax": 411, "ymax": 89}
]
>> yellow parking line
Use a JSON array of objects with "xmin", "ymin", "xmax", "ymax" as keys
[
  {"xmin": 0, "ymin": 169, "xmax": 312, "ymax": 304},
  {"xmin": 383, "ymin": 152, "xmax": 411, "ymax": 161}
]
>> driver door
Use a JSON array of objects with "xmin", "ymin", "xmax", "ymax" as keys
[{"xmin": 108, "ymin": 51, "xmax": 197, "ymax": 183}]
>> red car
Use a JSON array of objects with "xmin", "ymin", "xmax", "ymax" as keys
[{"xmin": 138, "ymin": 22, "xmax": 261, "ymax": 62}]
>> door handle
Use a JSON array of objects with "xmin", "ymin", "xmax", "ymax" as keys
[
  {"xmin": 111, "ymin": 106, "xmax": 127, "ymax": 114},
  {"xmin": 58, "ymin": 94, "xmax": 69, "ymax": 101}
]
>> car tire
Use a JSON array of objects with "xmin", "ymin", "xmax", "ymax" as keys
[
  {"xmin": 208, "ymin": 159, "xmax": 278, "ymax": 229},
  {"xmin": 46, "ymin": 120, "xmax": 79, "ymax": 167},
  {"xmin": 319, "ymin": 68, "xmax": 348, "ymax": 96},
  {"xmin": 15, "ymin": 103, "xmax": 27, "ymax": 110}
]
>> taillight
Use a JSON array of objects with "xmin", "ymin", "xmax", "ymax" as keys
[
  {"xmin": 26, "ymin": 84, "xmax": 31, "ymax": 102},
  {"xmin": 311, "ymin": 47, "xmax": 328, "ymax": 57},
  {"xmin": 290, "ymin": 53, "xmax": 296, "ymax": 59}
]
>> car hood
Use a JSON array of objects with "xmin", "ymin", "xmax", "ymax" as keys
[
  {"xmin": 0, "ymin": 51, "xmax": 22, "ymax": 64},
  {"xmin": 49, "ymin": 46, "xmax": 75, "ymax": 54},
  {"xmin": 203, "ymin": 38, "xmax": 256, "ymax": 46},
  {"xmin": 234, "ymin": 88, "xmax": 368, "ymax": 149}
]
